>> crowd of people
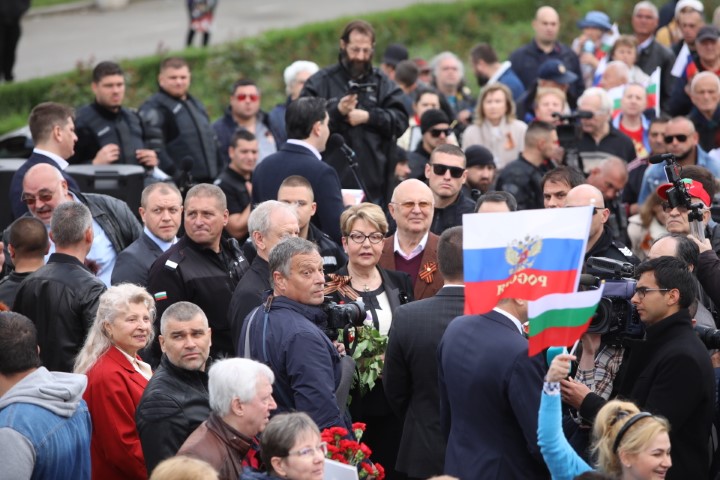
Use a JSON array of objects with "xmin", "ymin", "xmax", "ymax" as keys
[{"xmin": 3, "ymin": 1, "xmax": 720, "ymax": 479}]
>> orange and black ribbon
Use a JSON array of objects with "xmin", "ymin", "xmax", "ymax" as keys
[
  {"xmin": 324, "ymin": 274, "xmax": 359, "ymax": 301},
  {"xmin": 419, "ymin": 261, "xmax": 438, "ymax": 284}
]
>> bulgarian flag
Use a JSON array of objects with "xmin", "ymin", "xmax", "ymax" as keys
[
  {"xmin": 609, "ymin": 67, "xmax": 661, "ymax": 118},
  {"xmin": 463, "ymin": 207, "xmax": 591, "ymax": 315},
  {"xmin": 527, "ymin": 286, "xmax": 605, "ymax": 357}
]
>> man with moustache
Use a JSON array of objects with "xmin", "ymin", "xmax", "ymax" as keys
[
  {"xmin": 136, "ymin": 302, "xmax": 213, "ymax": 474},
  {"xmin": 301, "ymin": 19, "xmax": 408, "ymax": 207},
  {"xmin": 462, "ymin": 145, "xmax": 496, "ymax": 198}
]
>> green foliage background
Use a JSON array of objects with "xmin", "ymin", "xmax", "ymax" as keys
[{"xmin": 0, "ymin": 0, "xmax": 646, "ymax": 134}]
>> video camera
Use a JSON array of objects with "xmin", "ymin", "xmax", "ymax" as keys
[
  {"xmin": 321, "ymin": 297, "xmax": 367, "ymax": 347},
  {"xmin": 582, "ymin": 257, "xmax": 644, "ymax": 345},
  {"xmin": 649, "ymin": 153, "xmax": 706, "ymax": 241},
  {"xmin": 552, "ymin": 110, "xmax": 594, "ymax": 173},
  {"xmin": 694, "ymin": 324, "xmax": 720, "ymax": 350},
  {"xmin": 347, "ymin": 81, "xmax": 377, "ymax": 95}
]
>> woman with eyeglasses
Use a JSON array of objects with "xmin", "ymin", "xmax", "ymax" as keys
[
  {"xmin": 461, "ymin": 83, "xmax": 527, "ymax": 170},
  {"xmin": 538, "ymin": 353, "xmax": 672, "ymax": 480},
  {"xmin": 74, "ymin": 284, "xmax": 155, "ymax": 480},
  {"xmin": 325, "ymin": 202, "xmax": 412, "ymax": 480},
  {"xmin": 241, "ymin": 413, "xmax": 325, "ymax": 480}
]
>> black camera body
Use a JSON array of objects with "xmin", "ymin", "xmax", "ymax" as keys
[
  {"xmin": 584, "ymin": 257, "xmax": 644, "ymax": 345},
  {"xmin": 321, "ymin": 297, "xmax": 366, "ymax": 341},
  {"xmin": 552, "ymin": 110, "xmax": 594, "ymax": 173},
  {"xmin": 694, "ymin": 324, "xmax": 720, "ymax": 349},
  {"xmin": 347, "ymin": 81, "xmax": 377, "ymax": 95}
]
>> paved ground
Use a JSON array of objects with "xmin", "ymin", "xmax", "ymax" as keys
[{"xmin": 15, "ymin": 0, "xmax": 455, "ymax": 81}]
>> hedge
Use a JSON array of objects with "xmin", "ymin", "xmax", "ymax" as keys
[{"xmin": 0, "ymin": 0, "xmax": 636, "ymax": 135}]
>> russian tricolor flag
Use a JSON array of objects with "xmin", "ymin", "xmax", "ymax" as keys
[{"xmin": 463, "ymin": 207, "xmax": 592, "ymax": 315}]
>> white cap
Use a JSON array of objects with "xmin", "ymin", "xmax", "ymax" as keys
[{"xmin": 675, "ymin": 0, "xmax": 704, "ymax": 16}]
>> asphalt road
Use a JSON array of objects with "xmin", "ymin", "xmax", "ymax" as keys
[{"xmin": 15, "ymin": 0, "xmax": 455, "ymax": 81}]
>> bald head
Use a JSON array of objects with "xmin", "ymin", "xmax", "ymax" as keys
[
  {"xmin": 21, "ymin": 164, "xmax": 70, "ymax": 225},
  {"xmin": 533, "ymin": 7, "xmax": 561, "ymax": 46},
  {"xmin": 390, "ymin": 179, "xmax": 435, "ymax": 237},
  {"xmin": 391, "ymin": 178, "xmax": 433, "ymax": 203},
  {"xmin": 566, "ymin": 184, "xmax": 605, "ymax": 208}
]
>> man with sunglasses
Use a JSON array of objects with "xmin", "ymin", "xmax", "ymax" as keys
[
  {"xmin": 638, "ymin": 116, "xmax": 720, "ymax": 204},
  {"xmin": 407, "ymin": 109, "xmax": 452, "ymax": 180},
  {"xmin": 426, "ymin": 144, "xmax": 475, "ymax": 236},
  {"xmin": 496, "ymin": 121, "xmax": 558, "ymax": 211},
  {"xmin": 213, "ymin": 79, "xmax": 280, "ymax": 166}
]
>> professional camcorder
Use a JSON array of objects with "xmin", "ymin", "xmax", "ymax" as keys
[
  {"xmin": 347, "ymin": 81, "xmax": 377, "ymax": 95},
  {"xmin": 552, "ymin": 110, "xmax": 594, "ymax": 173},
  {"xmin": 321, "ymin": 297, "xmax": 366, "ymax": 341},
  {"xmin": 582, "ymin": 257, "xmax": 644, "ymax": 345}
]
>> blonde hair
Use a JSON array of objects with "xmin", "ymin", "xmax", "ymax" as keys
[
  {"xmin": 474, "ymin": 83, "xmax": 515, "ymax": 124},
  {"xmin": 340, "ymin": 203, "xmax": 388, "ymax": 237},
  {"xmin": 534, "ymin": 87, "xmax": 567, "ymax": 109},
  {"xmin": 591, "ymin": 399, "xmax": 670, "ymax": 477},
  {"xmin": 74, "ymin": 284, "xmax": 156, "ymax": 374},
  {"xmin": 149, "ymin": 456, "xmax": 219, "ymax": 480}
]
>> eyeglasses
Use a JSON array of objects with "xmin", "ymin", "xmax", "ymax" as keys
[
  {"xmin": 634, "ymin": 287, "xmax": 670, "ymax": 299},
  {"xmin": 21, "ymin": 190, "xmax": 54, "ymax": 206},
  {"xmin": 347, "ymin": 231, "xmax": 385, "ymax": 244},
  {"xmin": 429, "ymin": 128, "xmax": 452, "ymax": 138},
  {"xmin": 663, "ymin": 134, "xmax": 689, "ymax": 144},
  {"xmin": 236, "ymin": 93, "xmax": 259, "ymax": 102},
  {"xmin": 431, "ymin": 163, "xmax": 465, "ymax": 178},
  {"xmin": 287, "ymin": 442, "xmax": 328, "ymax": 458},
  {"xmin": 392, "ymin": 200, "xmax": 433, "ymax": 211},
  {"xmin": 347, "ymin": 47, "xmax": 374, "ymax": 56}
]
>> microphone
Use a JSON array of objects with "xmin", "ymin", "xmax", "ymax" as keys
[
  {"xmin": 649, "ymin": 153, "xmax": 675, "ymax": 165},
  {"xmin": 328, "ymin": 133, "xmax": 356, "ymax": 159}
]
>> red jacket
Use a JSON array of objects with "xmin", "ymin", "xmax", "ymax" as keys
[{"xmin": 83, "ymin": 346, "xmax": 149, "ymax": 480}]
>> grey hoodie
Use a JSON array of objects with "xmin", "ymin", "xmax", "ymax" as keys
[{"xmin": 0, "ymin": 367, "xmax": 89, "ymax": 479}]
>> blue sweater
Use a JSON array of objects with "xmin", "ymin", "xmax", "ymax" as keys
[{"xmin": 537, "ymin": 389, "xmax": 593, "ymax": 480}]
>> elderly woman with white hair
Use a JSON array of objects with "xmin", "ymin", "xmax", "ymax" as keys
[
  {"xmin": 75, "ymin": 283, "xmax": 156, "ymax": 480},
  {"xmin": 268, "ymin": 60, "xmax": 320, "ymax": 145},
  {"xmin": 178, "ymin": 358, "xmax": 277, "ymax": 480}
]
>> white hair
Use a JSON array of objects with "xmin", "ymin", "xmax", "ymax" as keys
[
  {"xmin": 633, "ymin": 1, "xmax": 658, "ymax": 18},
  {"xmin": 605, "ymin": 61, "xmax": 630, "ymax": 84},
  {"xmin": 430, "ymin": 51, "xmax": 464, "ymax": 79},
  {"xmin": 579, "ymin": 87, "xmax": 613, "ymax": 114},
  {"xmin": 208, "ymin": 358, "xmax": 275, "ymax": 416},
  {"xmin": 283, "ymin": 61, "xmax": 319, "ymax": 95},
  {"xmin": 690, "ymin": 71, "xmax": 720, "ymax": 94}
]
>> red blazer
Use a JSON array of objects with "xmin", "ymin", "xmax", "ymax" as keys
[
  {"xmin": 83, "ymin": 346, "xmax": 149, "ymax": 480},
  {"xmin": 379, "ymin": 232, "xmax": 444, "ymax": 300}
]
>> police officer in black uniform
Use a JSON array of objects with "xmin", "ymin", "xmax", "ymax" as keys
[
  {"xmin": 71, "ymin": 61, "xmax": 171, "ymax": 174},
  {"xmin": 147, "ymin": 184, "xmax": 248, "ymax": 367}
]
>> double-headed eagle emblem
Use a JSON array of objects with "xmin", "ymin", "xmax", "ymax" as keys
[{"xmin": 505, "ymin": 235, "xmax": 543, "ymax": 275}]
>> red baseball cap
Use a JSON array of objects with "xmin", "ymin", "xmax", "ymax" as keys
[{"xmin": 656, "ymin": 179, "xmax": 711, "ymax": 207}]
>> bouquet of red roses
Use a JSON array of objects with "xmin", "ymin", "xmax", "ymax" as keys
[{"xmin": 321, "ymin": 422, "xmax": 385, "ymax": 480}]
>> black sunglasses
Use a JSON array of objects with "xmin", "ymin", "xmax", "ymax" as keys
[
  {"xmin": 429, "ymin": 128, "xmax": 452, "ymax": 138},
  {"xmin": 663, "ymin": 134, "xmax": 688, "ymax": 144},
  {"xmin": 431, "ymin": 163, "xmax": 465, "ymax": 178}
]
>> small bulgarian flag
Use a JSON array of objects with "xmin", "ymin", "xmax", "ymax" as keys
[
  {"xmin": 527, "ymin": 285, "xmax": 604, "ymax": 357},
  {"xmin": 609, "ymin": 67, "xmax": 661, "ymax": 119},
  {"xmin": 154, "ymin": 291, "xmax": 168, "ymax": 301}
]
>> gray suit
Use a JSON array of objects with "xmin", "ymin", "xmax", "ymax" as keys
[
  {"xmin": 111, "ymin": 232, "xmax": 164, "ymax": 287},
  {"xmin": 383, "ymin": 285, "xmax": 464, "ymax": 479}
]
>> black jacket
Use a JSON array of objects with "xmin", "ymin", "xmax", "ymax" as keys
[
  {"xmin": 75, "ymin": 189, "xmax": 142, "ymax": 255},
  {"xmin": 13, "ymin": 253, "xmax": 107, "ymax": 372},
  {"xmin": 147, "ymin": 236, "xmax": 249, "ymax": 365},
  {"xmin": 301, "ymin": 62, "xmax": 408, "ymax": 205},
  {"xmin": 136, "ymin": 354, "xmax": 212, "ymax": 475},
  {"xmin": 495, "ymin": 155, "xmax": 545, "ymax": 211},
  {"xmin": 584, "ymin": 225, "xmax": 639, "ymax": 276},
  {"xmin": 430, "ymin": 193, "xmax": 476, "ymax": 236},
  {"xmin": 227, "ymin": 256, "xmax": 271, "ymax": 352},
  {"xmin": 111, "ymin": 232, "xmax": 165, "ymax": 287},
  {"xmin": 635, "ymin": 40, "xmax": 676, "ymax": 108},
  {"xmin": 307, "ymin": 223, "xmax": 347, "ymax": 274}
]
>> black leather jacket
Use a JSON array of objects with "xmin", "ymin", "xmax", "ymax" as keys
[{"xmin": 136, "ymin": 354, "xmax": 212, "ymax": 475}]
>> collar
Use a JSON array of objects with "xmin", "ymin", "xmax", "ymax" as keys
[
  {"xmin": 144, "ymin": 226, "xmax": 176, "ymax": 252},
  {"xmin": 160, "ymin": 353, "xmax": 210, "ymax": 384},
  {"xmin": 493, "ymin": 306, "xmax": 524, "ymax": 334},
  {"xmin": 286, "ymin": 139, "xmax": 322, "ymax": 160},
  {"xmin": 270, "ymin": 295, "xmax": 328, "ymax": 325},
  {"xmin": 637, "ymin": 36, "xmax": 653, "ymax": 51},
  {"xmin": 47, "ymin": 252, "xmax": 89, "ymax": 270},
  {"xmin": 207, "ymin": 412, "xmax": 254, "ymax": 448},
  {"xmin": 488, "ymin": 61, "xmax": 512, "ymax": 85},
  {"xmin": 33, "ymin": 148, "xmax": 69, "ymax": 169},
  {"xmin": 644, "ymin": 308, "xmax": 692, "ymax": 341},
  {"xmin": 394, "ymin": 231, "xmax": 429, "ymax": 260},
  {"xmin": 114, "ymin": 346, "xmax": 152, "ymax": 380}
]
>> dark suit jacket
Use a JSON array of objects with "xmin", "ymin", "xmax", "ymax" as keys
[
  {"xmin": 379, "ymin": 233, "xmax": 444, "ymax": 300},
  {"xmin": 228, "ymin": 255, "xmax": 271, "ymax": 352},
  {"xmin": 383, "ymin": 285, "xmax": 464, "ymax": 478},
  {"xmin": 438, "ymin": 309, "xmax": 548, "ymax": 480},
  {"xmin": 110, "ymin": 232, "xmax": 164, "ymax": 287},
  {"xmin": 251, "ymin": 142, "xmax": 344, "ymax": 244},
  {"xmin": 10, "ymin": 152, "xmax": 80, "ymax": 219}
]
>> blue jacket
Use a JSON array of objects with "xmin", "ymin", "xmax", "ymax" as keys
[
  {"xmin": 237, "ymin": 295, "xmax": 345, "ymax": 430},
  {"xmin": 0, "ymin": 367, "xmax": 92, "ymax": 480},
  {"xmin": 537, "ymin": 389, "xmax": 593, "ymax": 480},
  {"xmin": 638, "ymin": 145, "xmax": 719, "ymax": 204}
]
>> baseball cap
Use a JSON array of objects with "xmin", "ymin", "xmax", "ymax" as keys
[
  {"xmin": 420, "ymin": 109, "xmax": 450, "ymax": 134},
  {"xmin": 465, "ymin": 145, "xmax": 496, "ymax": 168},
  {"xmin": 656, "ymin": 179, "xmax": 711, "ymax": 207},
  {"xmin": 382, "ymin": 44, "xmax": 409, "ymax": 66},
  {"xmin": 696, "ymin": 26, "xmax": 720, "ymax": 43},
  {"xmin": 538, "ymin": 59, "xmax": 579, "ymax": 85}
]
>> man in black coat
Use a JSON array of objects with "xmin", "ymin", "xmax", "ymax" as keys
[
  {"xmin": 426, "ymin": 145, "xmax": 475, "ymax": 235},
  {"xmin": 136, "ymin": 302, "xmax": 213, "ymax": 475},
  {"xmin": 252, "ymin": 97, "xmax": 344, "ymax": 244},
  {"xmin": 301, "ymin": 19, "xmax": 408, "ymax": 207},
  {"xmin": 383, "ymin": 226, "xmax": 464, "ymax": 480},
  {"xmin": 566, "ymin": 257, "xmax": 715, "ymax": 480},
  {"xmin": 111, "ymin": 182, "xmax": 183, "ymax": 287}
]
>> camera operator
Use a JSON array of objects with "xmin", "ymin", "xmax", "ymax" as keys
[
  {"xmin": 576, "ymin": 88, "xmax": 637, "ymax": 163},
  {"xmin": 238, "ymin": 237, "xmax": 348, "ymax": 430},
  {"xmin": 563, "ymin": 256, "xmax": 715, "ymax": 480},
  {"xmin": 565, "ymin": 184, "xmax": 639, "ymax": 276}
]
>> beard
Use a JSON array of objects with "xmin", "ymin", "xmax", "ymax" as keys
[
  {"xmin": 340, "ymin": 49, "xmax": 372, "ymax": 79},
  {"xmin": 475, "ymin": 72, "xmax": 489, "ymax": 86}
]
